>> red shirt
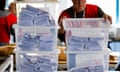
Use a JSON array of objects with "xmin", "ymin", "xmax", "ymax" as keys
[
  {"xmin": 0, "ymin": 13, "xmax": 17, "ymax": 43},
  {"xmin": 58, "ymin": 4, "xmax": 103, "ymax": 21}
]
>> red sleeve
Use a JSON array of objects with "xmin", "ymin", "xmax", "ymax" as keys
[
  {"xmin": 7, "ymin": 13, "xmax": 17, "ymax": 24},
  {"xmin": 85, "ymin": 4, "xmax": 98, "ymax": 18},
  {"xmin": 6, "ymin": 13, "xmax": 17, "ymax": 30},
  {"xmin": 58, "ymin": 11, "xmax": 70, "ymax": 23}
]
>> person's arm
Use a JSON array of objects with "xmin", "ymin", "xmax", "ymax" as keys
[
  {"xmin": 58, "ymin": 11, "xmax": 70, "ymax": 34},
  {"xmin": 58, "ymin": 16, "xmax": 66, "ymax": 34},
  {"xmin": 98, "ymin": 7, "xmax": 112, "ymax": 24},
  {"xmin": 10, "ymin": 25, "xmax": 16, "ymax": 42},
  {"xmin": 97, "ymin": 7, "xmax": 104, "ymax": 17},
  {"xmin": 58, "ymin": 11, "xmax": 70, "ymax": 42}
]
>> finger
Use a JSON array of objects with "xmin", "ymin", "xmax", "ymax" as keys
[
  {"xmin": 103, "ymin": 14, "xmax": 112, "ymax": 24},
  {"xmin": 108, "ymin": 16, "xmax": 112, "ymax": 24}
]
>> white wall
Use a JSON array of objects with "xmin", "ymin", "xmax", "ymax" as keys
[
  {"xmin": 5, "ymin": 0, "xmax": 15, "ymax": 9},
  {"xmin": 87, "ymin": 0, "xmax": 116, "ymax": 24}
]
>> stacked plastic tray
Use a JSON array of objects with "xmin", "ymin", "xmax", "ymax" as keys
[
  {"xmin": 15, "ymin": 2, "xmax": 58, "ymax": 72},
  {"xmin": 63, "ymin": 18, "xmax": 110, "ymax": 72}
]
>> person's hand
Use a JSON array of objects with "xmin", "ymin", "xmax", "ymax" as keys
[{"xmin": 103, "ymin": 14, "xmax": 112, "ymax": 24}]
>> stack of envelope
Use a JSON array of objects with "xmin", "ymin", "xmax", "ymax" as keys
[
  {"xmin": 19, "ymin": 54, "xmax": 57, "ymax": 72},
  {"xmin": 67, "ymin": 36, "xmax": 103, "ymax": 51},
  {"xmin": 95, "ymin": 65, "xmax": 104, "ymax": 72},
  {"xmin": 71, "ymin": 65, "xmax": 104, "ymax": 72},
  {"xmin": 18, "ymin": 5, "xmax": 55, "ymax": 26},
  {"xmin": 38, "ymin": 35, "xmax": 54, "ymax": 51},
  {"xmin": 34, "ymin": 13, "xmax": 50, "ymax": 26},
  {"xmin": 19, "ymin": 7, "xmax": 37, "ymax": 26},
  {"xmin": 18, "ymin": 33, "xmax": 40, "ymax": 51},
  {"xmin": 18, "ymin": 33, "xmax": 54, "ymax": 51}
]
